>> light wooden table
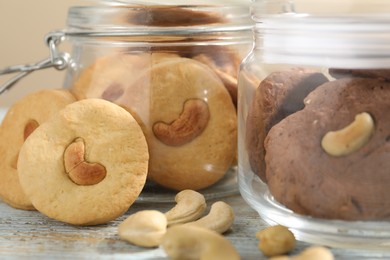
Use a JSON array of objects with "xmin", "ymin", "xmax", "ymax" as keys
[
  {"xmin": 0, "ymin": 108, "xmax": 387, "ymax": 259},
  {"xmin": 0, "ymin": 192, "xmax": 385, "ymax": 260}
]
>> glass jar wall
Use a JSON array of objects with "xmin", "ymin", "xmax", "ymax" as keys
[
  {"xmin": 238, "ymin": 0, "xmax": 390, "ymax": 253},
  {"xmin": 60, "ymin": 3, "xmax": 253, "ymax": 202}
]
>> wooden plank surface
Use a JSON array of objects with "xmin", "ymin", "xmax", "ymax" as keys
[
  {"xmin": 0, "ymin": 194, "xmax": 261, "ymax": 259},
  {"xmin": 0, "ymin": 108, "xmax": 385, "ymax": 259},
  {"xmin": 0, "ymin": 192, "xmax": 378, "ymax": 260}
]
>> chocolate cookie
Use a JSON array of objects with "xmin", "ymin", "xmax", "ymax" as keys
[
  {"xmin": 246, "ymin": 68, "xmax": 328, "ymax": 181},
  {"xmin": 264, "ymin": 78, "xmax": 390, "ymax": 220}
]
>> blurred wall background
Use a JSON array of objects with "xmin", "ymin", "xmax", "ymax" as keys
[{"xmin": 0, "ymin": 0, "xmax": 88, "ymax": 107}]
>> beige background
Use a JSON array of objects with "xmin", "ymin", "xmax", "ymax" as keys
[{"xmin": 0, "ymin": 0, "xmax": 88, "ymax": 107}]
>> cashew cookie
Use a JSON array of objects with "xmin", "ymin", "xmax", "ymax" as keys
[
  {"xmin": 121, "ymin": 6, "xmax": 244, "ymax": 107},
  {"xmin": 71, "ymin": 54, "xmax": 236, "ymax": 191},
  {"xmin": 70, "ymin": 53, "xmax": 179, "ymax": 101},
  {"xmin": 131, "ymin": 57, "xmax": 237, "ymax": 190},
  {"xmin": 0, "ymin": 89, "xmax": 76, "ymax": 210},
  {"xmin": 246, "ymin": 68, "xmax": 328, "ymax": 181},
  {"xmin": 264, "ymin": 78, "xmax": 390, "ymax": 220},
  {"xmin": 17, "ymin": 99, "xmax": 149, "ymax": 225},
  {"xmin": 193, "ymin": 48, "xmax": 242, "ymax": 107}
]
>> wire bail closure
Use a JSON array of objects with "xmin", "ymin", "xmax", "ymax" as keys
[{"xmin": 0, "ymin": 31, "xmax": 70, "ymax": 95}]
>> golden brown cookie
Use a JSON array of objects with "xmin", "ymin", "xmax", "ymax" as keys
[
  {"xmin": 71, "ymin": 54, "xmax": 236, "ymax": 191},
  {"xmin": 0, "ymin": 89, "xmax": 77, "ymax": 210},
  {"xmin": 70, "ymin": 53, "xmax": 180, "ymax": 125},
  {"xmin": 17, "ymin": 99, "xmax": 149, "ymax": 225},
  {"xmin": 70, "ymin": 53, "xmax": 163, "ymax": 101},
  {"xmin": 119, "ymin": 57, "xmax": 237, "ymax": 191},
  {"xmin": 193, "ymin": 49, "xmax": 242, "ymax": 107}
]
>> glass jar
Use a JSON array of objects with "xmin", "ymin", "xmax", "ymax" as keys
[
  {"xmin": 238, "ymin": 0, "xmax": 390, "ymax": 253},
  {"xmin": 53, "ymin": 3, "xmax": 253, "ymax": 202}
]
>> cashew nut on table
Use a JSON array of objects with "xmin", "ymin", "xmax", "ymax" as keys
[
  {"xmin": 118, "ymin": 189, "xmax": 235, "ymax": 253},
  {"xmin": 165, "ymin": 189, "xmax": 207, "ymax": 226},
  {"xmin": 161, "ymin": 225, "xmax": 240, "ymax": 260},
  {"xmin": 270, "ymin": 246, "xmax": 334, "ymax": 260},
  {"xmin": 184, "ymin": 201, "xmax": 234, "ymax": 234},
  {"xmin": 118, "ymin": 210, "xmax": 167, "ymax": 248}
]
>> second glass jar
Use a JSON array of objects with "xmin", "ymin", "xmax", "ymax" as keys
[{"xmin": 238, "ymin": 0, "xmax": 390, "ymax": 253}]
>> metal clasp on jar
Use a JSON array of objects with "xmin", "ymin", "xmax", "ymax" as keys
[{"xmin": 0, "ymin": 31, "xmax": 71, "ymax": 95}]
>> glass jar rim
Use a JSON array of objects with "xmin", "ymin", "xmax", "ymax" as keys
[
  {"xmin": 251, "ymin": 0, "xmax": 390, "ymax": 68},
  {"xmin": 66, "ymin": 5, "xmax": 253, "ymax": 36},
  {"xmin": 96, "ymin": 0, "xmax": 249, "ymax": 5},
  {"xmin": 251, "ymin": 0, "xmax": 390, "ymax": 20}
]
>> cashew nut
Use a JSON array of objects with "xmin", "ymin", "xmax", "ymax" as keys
[
  {"xmin": 185, "ymin": 201, "xmax": 234, "ymax": 234},
  {"xmin": 292, "ymin": 246, "xmax": 333, "ymax": 260},
  {"xmin": 161, "ymin": 225, "xmax": 240, "ymax": 260},
  {"xmin": 24, "ymin": 119, "xmax": 39, "ymax": 141},
  {"xmin": 321, "ymin": 112, "xmax": 374, "ymax": 157},
  {"xmin": 63, "ymin": 137, "xmax": 106, "ymax": 185},
  {"xmin": 256, "ymin": 225, "xmax": 296, "ymax": 257},
  {"xmin": 118, "ymin": 210, "xmax": 167, "ymax": 248},
  {"xmin": 153, "ymin": 98, "xmax": 210, "ymax": 146},
  {"xmin": 270, "ymin": 246, "xmax": 334, "ymax": 260},
  {"xmin": 165, "ymin": 190, "xmax": 207, "ymax": 226}
]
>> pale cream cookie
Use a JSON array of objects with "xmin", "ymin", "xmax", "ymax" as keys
[
  {"xmin": 0, "ymin": 89, "xmax": 76, "ymax": 210},
  {"xmin": 71, "ymin": 54, "xmax": 236, "ymax": 191},
  {"xmin": 17, "ymin": 99, "xmax": 149, "ymax": 225},
  {"xmin": 119, "ymin": 57, "xmax": 237, "ymax": 191},
  {"xmin": 70, "ymin": 52, "xmax": 179, "ymax": 102}
]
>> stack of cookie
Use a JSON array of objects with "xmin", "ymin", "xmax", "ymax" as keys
[
  {"xmin": 63, "ymin": 4, "xmax": 252, "ymax": 192},
  {"xmin": 0, "ymin": 90, "xmax": 149, "ymax": 225},
  {"xmin": 0, "ymin": 48, "xmax": 241, "ymax": 225},
  {"xmin": 0, "ymin": 6, "xmax": 248, "ymax": 225},
  {"xmin": 246, "ymin": 68, "xmax": 390, "ymax": 220},
  {"xmin": 71, "ymin": 53, "xmax": 239, "ymax": 191}
]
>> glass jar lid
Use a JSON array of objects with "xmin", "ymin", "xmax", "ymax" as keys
[
  {"xmin": 96, "ymin": 0, "xmax": 249, "ymax": 5},
  {"xmin": 252, "ymin": 0, "xmax": 390, "ymax": 18},
  {"xmin": 252, "ymin": 0, "xmax": 390, "ymax": 68},
  {"xmin": 66, "ymin": 4, "xmax": 253, "ymax": 37}
]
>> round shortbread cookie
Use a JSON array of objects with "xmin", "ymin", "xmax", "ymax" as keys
[
  {"xmin": 71, "ymin": 54, "xmax": 236, "ymax": 191},
  {"xmin": 193, "ymin": 48, "xmax": 242, "ymax": 107},
  {"xmin": 0, "ymin": 89, "xmax": 76, "ymax": 210},
  {"xmin": 119, "ymin": 57, "xmax": 237, "ymax": 190},
  {"xmin": 70, "ymin": 53, "xmax": 180, "ymax": 102},
  {"xmin": 17, "ymin": 99, "xmax": 149, "ymax": 225}
]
